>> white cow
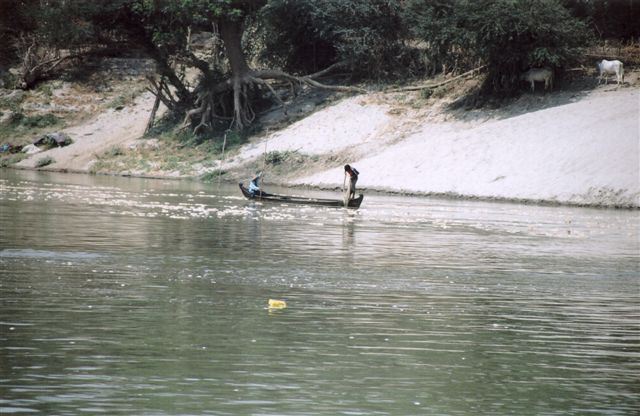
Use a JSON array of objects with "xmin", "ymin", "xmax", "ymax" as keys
[
  {"xmin": 520, "ymin": 68, "xmax": 554, "ymax": 92},
  {"xmin": 597, "ymin": 59, "xmax": 624, "ymax": 85}
]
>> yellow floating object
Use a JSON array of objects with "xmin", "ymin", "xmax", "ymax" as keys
[{"xmin": 268, "ymin": 299, "xmax": 287, "ymax": 309}]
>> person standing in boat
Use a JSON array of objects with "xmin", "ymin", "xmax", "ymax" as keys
[
  {"xmin": 343, "ymin": 164, "xmax": 359, "ymax": 205},
  {"xmin": 248, "ymin": 171, "xmax": 262, "ymax": 196}
]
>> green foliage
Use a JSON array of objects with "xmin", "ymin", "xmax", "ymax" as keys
[
  {"xmin": 0, "ymin": 71, "xmax": 17, "ymax": 88},
  {"xmin": 406, "ymin": 0, "xmax": 591, "ymax": 96},
  {"xmin": 219, "ymin": 130, "xmax": 244, "ymax": 150},
  {"xmin": 123, "ymin": 0, "xmax": 263, "ymax": 58},
  {"xmin": 562, "ymin": 0, "xmax": 640, "ymax": 41},
  {"xmin": 5, "ymin": 0, "xmax": 621, "ymax": 115},
  {"xmin": 403, "ymin": 0, "xmax": 471, "ymax": 76},
  {"xmin": 420, "ymin": 89, "xmax": 434, "ymax": 99},
  {"xmin": 191, "ymin": 129, "xmax": 246, "ymax": 154},
  {"xmin": 35, "ymin": 156, "xmax": 54, "ymax": 168},
  {"xmin": 200, "ymin": 170, "xmax": 227, "ymax": 183},
  {"xmin": 264, "ymin": 150, "xmax": 285, "ymax": 165},
  {"xmin": 0, "ymin": 153, "xmax": 25, "ymax": 167},
  {"xmin": 20, "ymin": 113, "xmax": 60, "ymax": 128},
  {"xmin": 107, "ymin": 86, "xmax": 146, "ymax": 109},
  {"xmin": 37, "ymin": 83, "xmax": 54, "ymax": 97},
  {"xmin": 168, "ymin": 128, "xmax": 201, "ymax": 146},
  {"xmin": 474, "ymin": 0, "xmax": 590, "ymax": 94},
  {"xmin": 260, "ymin": 0, "xmax": 407, "ymax": 79},
  {"xmin": 7, "ymin": 111, "xmax": 25, "ymax": 125},
  {"xmin": 101, "ymin": 146, "xmax": 126, "ymax": 158},
  {"xmin": 145, "ymin": 113, "xmax": 182, "ymax": 137},
  {"xmin": 5, "ymin": 112, "xmax": 60, "ymax": 129},
  {"xmin": 0, "ymin": 110, "xmax": 63, "ymax": 143},
  {"xmin": 264, "ymin": 150, "xmax": 305, "ymax": 166},
  {"xmin": 0, "ymin": 0, "xmax": 38, "ymax": 64}
]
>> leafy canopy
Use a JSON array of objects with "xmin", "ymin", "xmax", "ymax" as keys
[{"xmin": 405, "ymin": 0, "xmax": 591, "ymax": 94}]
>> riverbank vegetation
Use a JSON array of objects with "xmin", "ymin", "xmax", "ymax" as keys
[{"xmin": 1, "ymin": 0, "xmax": 638, "ymax": 166}]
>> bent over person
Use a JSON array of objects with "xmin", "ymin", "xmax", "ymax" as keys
[
  {"xmin": 343, "ymin": 164, "xmax": 359, "ymax": 206},
  {"xmin": 248, "ymin": 171, "xmax": 262, "ymax": 196}
]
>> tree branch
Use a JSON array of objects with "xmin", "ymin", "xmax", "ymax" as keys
[
  {"xmin": 389, "ymin": 65, "xmax": 487, "ymax": 92},
  {"xmin": 307, "ymin": 60, "xmax": 351, "ymax": 80}
]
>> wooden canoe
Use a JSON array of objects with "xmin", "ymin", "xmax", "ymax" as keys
[{"xmin": 239, "ymin": 183, "xmax": 364, "ymax": 209}]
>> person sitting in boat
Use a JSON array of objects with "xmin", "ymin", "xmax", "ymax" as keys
[
  {"xmin": 248, "ymin": 171, "xmax": 262, "ymax": 196},
  {"xmin": 343, "ymin": 164, "xmax": 359, "ymax": 203}
]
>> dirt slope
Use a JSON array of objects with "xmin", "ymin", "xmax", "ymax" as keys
[{"xmin": 16, "ymin": 91, "xmax": 160, "ymax": 172}]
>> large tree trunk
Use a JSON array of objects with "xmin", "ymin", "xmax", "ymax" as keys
[
  {"xmin": 179, "ymin": 15, "xmax": 365, "ymax": 134},
  {"xmin": 219, "ymin": 18, "xmax": 252, "ymax": 130}
]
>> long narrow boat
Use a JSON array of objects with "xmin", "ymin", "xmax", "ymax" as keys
[{"xmin": 239, "ymin": 183, "xmax": 364, "ymax": 209}]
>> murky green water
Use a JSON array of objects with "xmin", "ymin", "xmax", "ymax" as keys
[{"xmin": 1, "ymin": 170, "xmax": 638, "ymax": 415}]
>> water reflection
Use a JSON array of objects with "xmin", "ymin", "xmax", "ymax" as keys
[{"xmin": 1, "ymin": 170, "xmax": 638, "ymax": 415}]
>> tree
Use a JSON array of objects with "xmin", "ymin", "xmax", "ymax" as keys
[
  {"xmin": 405, "ymin": 0, "xmax": 591, "ymax": 96},
  {"xmin": 0, "ymin": 0, "xmax": 44, "ymax": 83},
  {"xmin": 562, "ymin": 0, "xmax": 640, "ymax": 41},
  {"xmin": 259, "ymin": 0, "xmax": 408, "ymax": 79},
  {"xmin": 7, "ymin": 0, "xmax": 366, "ymax": 132},
  {"xmin": 471, "ymin": 0, "xmax": 591, "ymax": 94},
  {"xmin": 4, "ymin": 1, "xmax": 127, "ymax": 88},
  {"xmin": 116, "ymin": 0, "xmax": 366, "ymax": 133},
  {"xmin": 0, "ymin": 0, "xmax": 38, "ymax": 59},
  {"xmin": 402, "ymin": 0, "xmax": 477, "ymax": 76}
]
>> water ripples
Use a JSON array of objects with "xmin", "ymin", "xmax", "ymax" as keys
[{"xmin": 1, "ymin": 171, "xmax": 638, "ymax": 415}]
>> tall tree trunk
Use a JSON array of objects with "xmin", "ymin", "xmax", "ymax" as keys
[
  {"xmin": 219, "ymin": 19, "xmax": 250, "ymax": 79},
  {"xmin": 219, "ymin": 18, "xmax": 251, "ymax": 129}
]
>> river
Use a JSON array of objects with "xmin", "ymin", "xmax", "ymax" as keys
[{"xmin": 1, "ymin": 170, "xmax": 638, "ymax": 415}]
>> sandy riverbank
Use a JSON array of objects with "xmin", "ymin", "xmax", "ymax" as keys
[
  {"xmin": 300, "ymin": 89, "xmax": 639, "ymax": 207},
  {"xmin": 221, "ymin": 86, "xmax": 639, "ymax": 208},
  {"xmin": 12, "ymin": 80, "xmax": 640, "ymax": 208}
]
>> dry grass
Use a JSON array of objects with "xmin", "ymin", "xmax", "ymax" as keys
[
  {"xmin": 584, "ymin": 41, "xmax": 640, "ymax": 67},
  {"xmin": 89, "ymin": 137, "xmax": 225, "ymax": 176}
]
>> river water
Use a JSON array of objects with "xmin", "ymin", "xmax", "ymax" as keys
[{"xmin": 1, "ymin": 170, "xmax": 638, "ymax": 415}]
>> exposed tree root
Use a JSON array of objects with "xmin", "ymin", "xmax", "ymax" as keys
[
  {"xmin": 145, "ymin": 16, "xmax": 366, "ymax": 135},
  {"xmin": 172, "ymin": 64, "xmax": 367, "ymax": 134}
]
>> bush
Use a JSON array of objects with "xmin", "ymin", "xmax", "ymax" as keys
[
  {"xmin": 101, "ymin": 145, "xmax": 125, "ymax": 158},
  {"xmin": 200, "ymin": 170, "xmax": 226, "ymax": 183},
  {"xmin": 8, "ymin": 111, "xmax": 25, "ymax": 125},
  {"xmin": 0, "ymin": 153, "xmax": 27, "ymax": 168},
  {"xmin": 264, "ymin": 150, "xmax": 307, "ymax": 166},
  {"xmin": 0, "ymin": 72, "xmax": 17, "ymax": 89},
  {"xmin": 265, "ymin": 150, "xmax": 287, "ymax": 165},
  {"xmin": 35, "ymin": 156, "xmax": 54, "ymax": 168},
  {"xmin": 21, "ymin": 113, "xmax": 60, "ymax": 128}
]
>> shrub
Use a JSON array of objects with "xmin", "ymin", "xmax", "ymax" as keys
[
  {"xmin": 21, "ymin": 113, "xmax": 60, "ymax": 128},
  {"xmin": 420, "ymin": 89, "xmax": 433, "ymax": 99},
  {"xmin": 101, "ymin": 145, "xmax": 125, "ymax": 158},
  {"xmin": 265, "ymin": 150, "xmax": 286, "ymax": 165},
  {"xmin": 200, "ymin": 170, "xmax": 226, "ymax": 183},
  {"xmin": 0, "ymin": 153, "xmax": 27, "ymax": 167},
  {"xmin": 36, "ymin": 83, "xmax": 53, "ymax": 97},
  {"xmin": 35, "ymin": 156, "xmax": 54, "ymax": 168}
]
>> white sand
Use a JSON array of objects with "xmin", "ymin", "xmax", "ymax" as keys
[
  {"xmin": 286, "ymin": 88, "xmax": 639, "ymax": 207},
  {"xmin": 227, "ymin": 99, "xmax": 395, "ymax": 162}
]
